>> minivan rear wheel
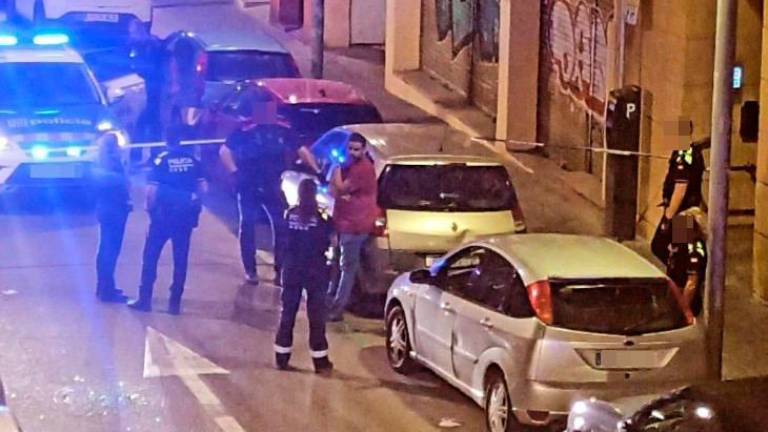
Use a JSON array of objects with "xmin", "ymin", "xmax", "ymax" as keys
[
  {"xmin": 485, "ymin": 370, "xmax": 522, "ymax": 432},
  {"xmin": 385, "ymin": 305, "xmax": 418, "ymax": 374}
]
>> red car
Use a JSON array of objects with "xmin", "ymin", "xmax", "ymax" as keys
[{"xmin": 200, "ymin": 78, "xmax": 383, "ymax": 147}]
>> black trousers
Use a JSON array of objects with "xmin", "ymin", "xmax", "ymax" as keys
[
  {"xmin": 274, "ymin": 272, "xmax": 329, "ymax": 360},
  {"xmin": 138, "ymin": 218, "xmax": 194, "ymax": 300},
  {"xmin": 237, "ymin": 190, "xmax": 286, "ymax": 276},
  {"xmin": 96, "ymin": 210, "xmax": 129, "ymax": 295}
]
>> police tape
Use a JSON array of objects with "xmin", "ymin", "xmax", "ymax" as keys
[
  {"xmin": 471, "ymin": 136, "xmax": 671, "ymax": 160},
  {"xmin": 123, "ymin": 138, "xmax": 227, "ymax": 149}
]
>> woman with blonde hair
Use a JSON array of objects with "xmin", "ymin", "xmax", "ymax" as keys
[{"xmin": 666, "ymin": 206, "xmax": 708, "ymax": 316}]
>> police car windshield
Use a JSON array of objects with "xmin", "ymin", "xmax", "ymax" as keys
[{"xmin": 0, "ymin": 62, "xmax": 101, "ymax": 108}]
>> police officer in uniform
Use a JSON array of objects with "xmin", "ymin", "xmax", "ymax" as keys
[
  {"xmin": 219, "ymin": 90, "xmax": 295, "ymax": 285},
  {"xmin": 94, "ymin": 133, "xmax": 131, "ymax": 303},
  {"xmin": 666, "ymin": 208, "xmax": 707, "ymax": 316},
  {"xmin": 274, "ymin": 179, "xmax": 333, "ymax": 373},
  {"xmin": 128, "ymin": 126, "xmax": 207, "ymax": 315},
  {"xmin": 651, "ymin": 136, "xmax": 707, "ymax": 263}
]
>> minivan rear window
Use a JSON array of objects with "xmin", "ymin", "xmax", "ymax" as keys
[
  {"xmin": 550, "ymin": 278, "xmax": 689, "ymax": 335},
  {"xmin": 378, "ymin": 164, "xmax": 518, "ymax": 212}
]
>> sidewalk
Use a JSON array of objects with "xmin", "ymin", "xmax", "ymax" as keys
[{"xmin": 238, "ymin": 2, "xmax": 767, "ymax": 380}]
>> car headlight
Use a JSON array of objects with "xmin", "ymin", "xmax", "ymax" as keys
[{"xmin": 0, "ymin": 136, "xmax": 8, "ymax": 151}]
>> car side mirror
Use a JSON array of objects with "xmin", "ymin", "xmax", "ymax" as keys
[
  {"xmin": 105, "ymin": 86, "xmax": 126, "ymax": 105},
  {"xmin": 409, "ymin": 269, "xmax": 433, "ymax": 285}
]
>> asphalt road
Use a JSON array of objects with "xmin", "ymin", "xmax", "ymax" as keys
[{"xmin": 0, "ymin": 2, "xmax": 488, "ymax": 432}]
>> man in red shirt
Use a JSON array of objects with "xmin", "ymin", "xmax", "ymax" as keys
[{"xmin": 326, "ymin": 133, "xmax": 378, "ymax": 322}]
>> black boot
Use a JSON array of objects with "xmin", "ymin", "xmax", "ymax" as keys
[
  {"xmin": 98, "ymin": 288, "xmax": 128, "ymax": 303},
  {"xmin": 127, "ymin": 297, "xmax": 152, "ymax": 312},
  {"xmin": 168, "ymin": 292, "xmax": 182, "ymax": 316},
  {"xmin": 275, "ymin": 353, "xmax": 291, "ymax": 370},
  {"xmin": 313, "ymin": 357, "xmax": 333, "ymax": 374}
]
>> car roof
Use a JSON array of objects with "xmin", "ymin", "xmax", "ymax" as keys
[
  {"xmin": 256, "ymin": 78, "xmax": 370, "ymax": 105},
  {"xmin": 0, "ymin": 45, "xmax": 83, "ymax": 63},
  {"xmin": 181, "ymin": 29, "xmax": 290, "ymax": 54},
  {"xmin": 335, "ymin": 123, "xmax": 503, "ymax": 164},
  {"xmin": 476, "ymin": 234, "xmax": 665, "ymax": 282}
]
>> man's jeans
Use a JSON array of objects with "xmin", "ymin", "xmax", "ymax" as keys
[{"xmin": 327, "ymin": 233, "xmax": 368, "ymax": 319}]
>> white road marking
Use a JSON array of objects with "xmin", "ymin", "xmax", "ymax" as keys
[{"xmin": 143, "ymin": 327, "xmax": 246, "ymax": 432}]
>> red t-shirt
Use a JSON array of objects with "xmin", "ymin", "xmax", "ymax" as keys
[{"xmin": 333, "ymin": 158, "xmax": 378, "ymax": 234}]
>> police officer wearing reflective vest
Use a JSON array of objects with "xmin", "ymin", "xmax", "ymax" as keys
[
  {"xmin": 274, "ymin": 179, "xmax": 334, "ymax": 373},
  {"xmin": 651, "ymin": 130, "xmax": 707, "ymax": 264},
  {"xmin": 666, "ymin": 208, "xmax": 708, "ymax": 317},
  {"xmin": 128, "ymin": 126, "xmax": 207, "ymax": 315}
]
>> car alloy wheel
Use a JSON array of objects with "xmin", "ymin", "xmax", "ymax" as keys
[
  {"xmin": 485, "ymin": 371, "xmax": 516, "ymax": 432},
  {"xmin": 385, "ymin": 305, "xmax": 417, "ymax": 374}
]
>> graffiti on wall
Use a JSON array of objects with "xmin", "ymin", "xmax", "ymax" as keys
[
  {"xmin": 546, "ymin": 0, "xmax": 611, "ymax": 118},
  {"xmin": 435, "ymin": 0, "xmax": 500, "ymax": 62}
]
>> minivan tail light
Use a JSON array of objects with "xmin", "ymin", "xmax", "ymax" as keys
[
  {"xmin": 373, "ymin": 208, "xmax": 388, "ymax": 237},
  {"xmin": 526, "ymin": 280, "xmax": 553, "ymax": 325},
  {"xmin": 667, "ymin": 279, "xmax": 695, "ymax": 325}
]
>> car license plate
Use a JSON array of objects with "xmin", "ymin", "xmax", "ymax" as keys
[
  {"xmin": 29, "ymin": 164, "xmax": 81, "ymax": 179},
  {"xmin": 593, "ymin": 349, "xmax": 668, "ymax": 370},
  {"xmin": 84, "ymin": 13, "xmax": 119, "ymax": 22}
]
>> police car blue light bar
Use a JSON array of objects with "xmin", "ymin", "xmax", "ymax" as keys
[
  {"xmin": 31, "ymin": 146, "xmax": 49, "ymax": 160},
  {"xmin": 0, "ymin": 35, "xmax": 18, "ymax": 46},
  {"xmin": 33, "ymin": 33, "xmax": 70, "ymax": 46}
]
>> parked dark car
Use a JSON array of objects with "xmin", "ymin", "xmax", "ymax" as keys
[{"xmin": 566, "ymin": 377, "xmax": 768, "ymax": 432}]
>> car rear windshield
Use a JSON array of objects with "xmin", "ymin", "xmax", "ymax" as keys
[
  {"xmin": 279, "ymin": 103, "xmax": 382, "ymax": 139},
  {"xmin": 378, "ymin": 164, "xmax": 518, "ymax": 212},
  {"xmin": 206, "ymin": 51, "xmax": 299, "ymax": 81},
  {"xmin": 0, "ymin": 63, "xmax": 101, "ymax": 108},
  {"xmin": 550, "ymin": 278, "xmax": 689, "ymax": 335}
]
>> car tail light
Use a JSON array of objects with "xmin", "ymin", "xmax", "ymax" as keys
[
  {"xmin": 667, "ymin": 279, "xmax": 695, "ymax": 325},
  {"xmin": 373, "ymin": 208, "xmax": 388, "ymax": 237},
  {"xmin": 526, "ymin": 280, "xmax": 553, "ymax": 325},
  {"xmin": 195, "ymin": 53, "xmax": 208, "ymax": 75}
]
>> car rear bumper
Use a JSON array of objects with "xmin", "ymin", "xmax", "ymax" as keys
[
  {"xmin": 512, "ymin": 379, "xmax": 689, "ymax": 426},
  {"xmin": 363, "ymin": 239, "xmax": 442, "ymax": 294}
]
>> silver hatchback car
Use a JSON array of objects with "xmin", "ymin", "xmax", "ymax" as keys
[{"xmin": 384, "ymin": 234, "xmax": 706, "ymax": 431}]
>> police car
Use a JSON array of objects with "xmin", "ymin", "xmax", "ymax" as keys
[{"xmin": 0, "ymin": 31, "xmax": 139, "ymax": 190}]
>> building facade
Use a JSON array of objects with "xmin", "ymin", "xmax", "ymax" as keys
[{"xmin": 385, "ymin": 0, "xmax": 767, "ymax": 302}]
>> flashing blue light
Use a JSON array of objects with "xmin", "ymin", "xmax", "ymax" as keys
[
  {"xmin": 0, "ymin": 35, "xmax": 18, "ymax": 46},
  {"xmin": 337, "ymin": 156, "xmax": 346, "ymax": 163},
  {"xmin": 66, "ymin": 147, "xmax": 82, "ymax": 157},
  {"xmin": 31, "ymin": 146, "xmax": 48, "ymax": 160},
  {"xmin": 33, "ymin": 33, "xmax": 70, "ymax": 46},
  {"xmin": 330, "ymin": 149, "xmax": 340, "ymax": 157},
  {"xmin": 319, "ymin": 185, "xmax": 329, "ymax": 194}
]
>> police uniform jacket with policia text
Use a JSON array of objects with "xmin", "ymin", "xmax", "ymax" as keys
[
  {"xmin": 148, "ymin": 148, "xmax": 205, "ymax": 227},
  {"xmin": 283, "ymin": 206, "xmax": 332, "ymax": 284}
]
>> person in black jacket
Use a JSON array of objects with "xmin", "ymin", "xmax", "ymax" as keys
[
  {"xmin": 94, "ymin": 133, "xmax": 131, "ymax": 303},
  {"xmin": 274, "ymin": 179, "xmax": 334, "ymax": 373},
  {"xmin": 219, "ymin": 91, "xmax": 295, "ymax": 285},
  {"xmin": 128, "ymin": 126, "xmax": 207, "ymax": 315}
]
